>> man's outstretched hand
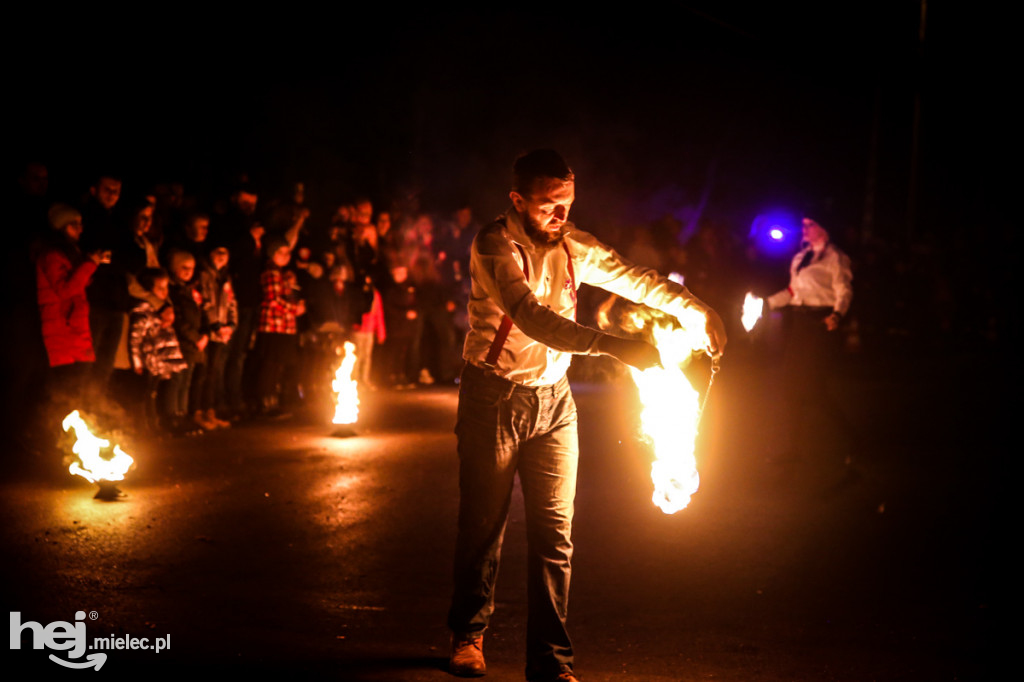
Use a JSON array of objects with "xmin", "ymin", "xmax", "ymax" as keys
[
  {"xmin": 704, "ymin": 308, "xmax": 727, "ymax": 358},
  {"xmin": 597, "ymin": 334, "xmax": 662, "ymax": 370}
]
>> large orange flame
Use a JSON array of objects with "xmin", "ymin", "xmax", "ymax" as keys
[
  {"xmin": 628, "ymin": 307, "xmax": 709, "ymax": 514},
  {"xmin": 741, "ymin": 292, "xmax": 764, "ymax": 332},
  {"xmin": 62, "ymin": 410, "xmax": 134, "ymax": 484},
  {"xmin": 332, "ymin": 341, "xmax": 359, "ymax": 425}
]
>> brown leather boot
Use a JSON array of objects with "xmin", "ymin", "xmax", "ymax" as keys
[
  {"xmin": 206, "ymin": 409, "xmax": 231, "ymax": 428},
  {"xmin": 193, "ymin": 410, "xmax": 218, "ymax": 431},
  {"xmin": 449, "ymin": 633, "xmax": 485, "ymax": 677}
]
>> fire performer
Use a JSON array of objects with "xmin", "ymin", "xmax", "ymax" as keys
[
  {"xmin": 447, "ymin": 150, "xmax": 727, "ymax": 681},
  {"xmin": 764, "ymin": 215, "xmax": 853, "ymax": 460}
]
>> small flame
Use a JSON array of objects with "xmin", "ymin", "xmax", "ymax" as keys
[
  {"xmin": 62, "ymin": 410, "xmax": 134, "ymax": 483},
  {"xmin": 629, "ymin": 308, "xmax": 709, "ymax": 514},
  {"xmin": 332, "ymin": 341, "xmax": 360, "ymax": 425},
  {"xmin": 741, "ymin": 292, "xmax": 764, "ymax": 332}
]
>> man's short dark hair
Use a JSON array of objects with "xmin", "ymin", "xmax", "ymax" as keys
[
  {"xmin": 93, "ymin": 172, "xmax": 122, "ymax": 186},
  {"xmin": 513, "ymin": 149, "xmax": 574, "ymax": 195},
  {"xmin": 137, "ymin": 267, "xmax": 169, "ymax": 292}
]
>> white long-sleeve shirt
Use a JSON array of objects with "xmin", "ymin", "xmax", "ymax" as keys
[
  {"xmin": 767, "ymin": 242, "xmax": 853, "ymax": 315},
  {"xmin": 463, "ymin": 208, "xmax": 710, "ymax": 386}
]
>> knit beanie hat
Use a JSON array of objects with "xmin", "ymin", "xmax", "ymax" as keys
[
  {"xmin": 802, "ymin": 197, "xmax": 835, "ymax": 233},
  {"xmin": 48, "ymin": 203, "xmax": 82, "ymax": 231}
]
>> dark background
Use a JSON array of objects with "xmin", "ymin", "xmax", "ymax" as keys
[{"xmin": 9, "ymin": 4, "xmax": 1011, "ymax": 245}]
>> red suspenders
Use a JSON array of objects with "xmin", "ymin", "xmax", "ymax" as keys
[
  {"xmin": 562, "ymin": 241, "xmax": 577, "ymax": 320},
  {"xmin": 484, "ymin": 243, "xmax": 528, "ymax": 367},
  {"xmin": 484, "ymin": 241, "xmax": 577, "ymax": 368}
]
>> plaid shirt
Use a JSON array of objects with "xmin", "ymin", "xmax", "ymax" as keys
[{"xmin": 259, "ymin": 267, "xmax": 300, "ymax": 334}]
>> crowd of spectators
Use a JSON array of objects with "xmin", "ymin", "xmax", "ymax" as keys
[
  {"xmin": 7, "ymin": 159, "xmax": 1012, "ymax": 449},
  {"xmin": 9, "ymin": 161, "xmax": 479, "ymax": 443}
]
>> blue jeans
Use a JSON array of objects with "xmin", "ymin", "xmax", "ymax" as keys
[{"xmin": 448, "ymin": 363, "xmax": 578, "ymax": 680}]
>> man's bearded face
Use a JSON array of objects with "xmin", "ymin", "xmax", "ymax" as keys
[
  {"xmin": 512, "ymin": 178, "xmax": 574, "ymax": 246},
  {"xmin": 522, "ymin": 211, "xmax": 564, "ymax": 246}
]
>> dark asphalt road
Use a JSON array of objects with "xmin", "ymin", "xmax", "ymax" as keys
[{"xmin": 2, "ymin": 348, "xmax": 1002, "ymax": 681}]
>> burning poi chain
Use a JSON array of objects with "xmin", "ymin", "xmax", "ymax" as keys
[{"xmin": 628, "ymin": 308, "xmax": 717, "ymax": 514}]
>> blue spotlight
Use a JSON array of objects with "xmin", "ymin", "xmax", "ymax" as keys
[{"xmin": 749, "ymin": 210, "xmax": 800, "ymax": 258}]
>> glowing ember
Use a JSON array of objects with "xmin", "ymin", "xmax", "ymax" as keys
[
  {"xmin": 62, "ymin": 410, "xmax": 134, "ymax": 484},
  {"xmin": 332, "ymin": 341, "xmax": 360, "ymax": 425},
  {"xmin": 741, "ymin": 292, "xmax": 764, "ymax": 332},
  {"xmin": 628, "ymin": 308, "xmax": 708, "ymax": 514}
]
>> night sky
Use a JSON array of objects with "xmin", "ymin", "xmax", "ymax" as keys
[{"xmin": 11, "ymin": 4, "xmax": 1006, "ymax": 243}]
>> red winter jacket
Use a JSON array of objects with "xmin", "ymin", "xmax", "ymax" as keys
[{"xmin": 36, "ymin": 245, "xmax": 98, "ymax": 367}]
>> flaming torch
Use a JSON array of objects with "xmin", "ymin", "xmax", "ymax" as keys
[
  {"xmin": 628, "ymin": 307, "xmax": 713, "ymax": 514},
  {"xmin": 62, "ymin": 410, "xmax": 134, "ymax": 500},
  {"xmin": 331, "ymin": 341, "xmax": 360, "ymax": 437},
  {"xmin": 741, "ymin": 292, "xmax": 764, "ymax": 332}
]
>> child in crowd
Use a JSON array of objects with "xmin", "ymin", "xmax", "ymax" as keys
[
  {"xmin": 167, "ymin": 250, "xmax": 211, "ymax": 432},
  {"xmin": 299, "ymin": 262, "xmax": 360, "ymax": 405},
  {"xmin": 129, "ymin": 268, "xmax": 187, "ymax": 434},
  {"xmin": 381, "ymin": 262, "xmax": 419, "ymax": 388},
  {"xmin": 198, "ymin": 244, "xmax": 236, "ymax": 427},
  {"xmin": 257, "ymin": 237, "xmax": 305, "ymax": 415}
]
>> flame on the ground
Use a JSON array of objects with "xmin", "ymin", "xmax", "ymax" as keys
[
  {"xmin": 741, "ymin": 292, "xmax": 764, "ymax": 332},
  {"xmin": 62, "ymin": 410, "xmax": 134, "ymax": 483},
  {"xmin": 332, "ymin": 341, "xmax": 360, "ymax": 425},
  {"xmin": 628, "ymin": 307, "xmax": 708, "ymax": 514}
]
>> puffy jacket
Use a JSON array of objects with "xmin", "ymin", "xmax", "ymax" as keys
[{"xmin": 128, "ymin": 300, "xmax": 187, "ymax": 378}]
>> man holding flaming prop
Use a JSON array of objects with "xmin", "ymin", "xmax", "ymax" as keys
[
  {"xmin": 447, "ymin": 150, "xmax": 726, "ymax": 681},
  {"xmin": 763, "ymin": 214, "xmax": 853, "ymax": 464},
  {"xmin": 765, "ymin": 215, "xmax": 852, "ymax": 334},
  {"xmin": 740, "ymin": 214, "xmax": 853, "ymax": 469}
]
